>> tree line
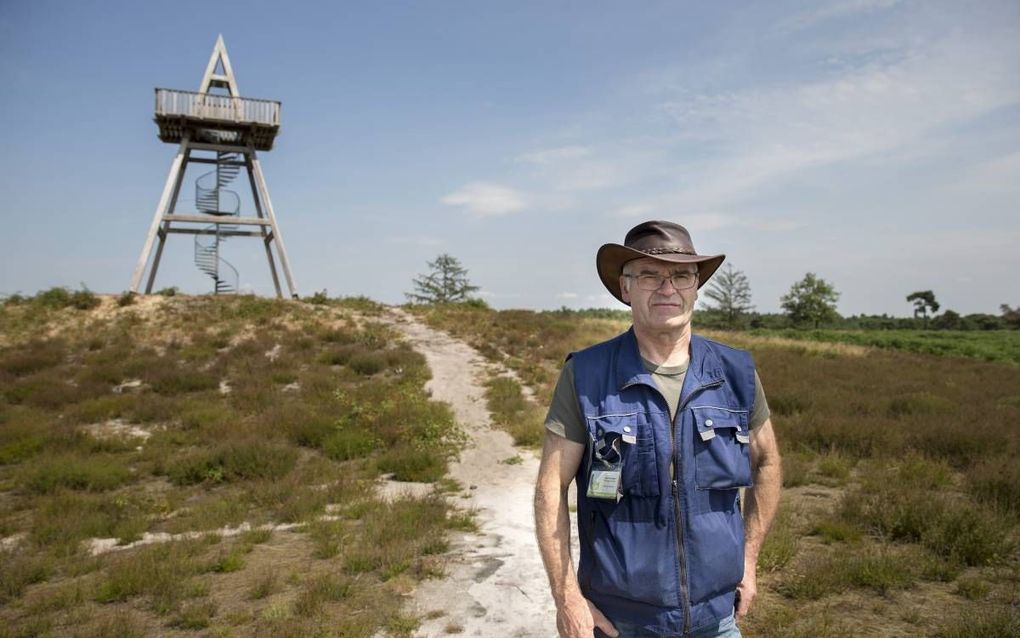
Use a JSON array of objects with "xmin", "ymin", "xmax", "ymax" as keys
[{"xmin": 406, "ymin": 254, "xmax": 1020, "ymax": 331}]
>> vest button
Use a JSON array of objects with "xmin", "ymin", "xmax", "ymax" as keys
[{"xmin": 705, "ymin": 419, "xmax": 714, "ymax": 426}]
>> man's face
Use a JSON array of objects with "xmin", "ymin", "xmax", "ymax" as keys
[{"xmin": 619, "ymin": 257, "xmax": 698, "ymax": 333}]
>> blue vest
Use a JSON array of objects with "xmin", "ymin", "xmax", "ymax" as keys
[{"xmin": 571, "ymin": 328, "xmax": 756, "ymax": 636}]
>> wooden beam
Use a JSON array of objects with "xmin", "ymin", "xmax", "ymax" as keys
[
  {"xmin": 251, "ymin": 154, "xmax": 299, "ymax": 298},
  {"xmin": 187, "ymin": 157, "xmax": 246, "ymax": 166},
  {"xmin": 186, "ymin": 141, "xmax": 252, "ymax": 153},
  {"xmin": 166, "ymin": 228, "xmax": 265, "ymax": 238},
  {"xmin": 131, "ymin": 136, "xmax": 189, "ymax": 292},
  {"xmin": 162, "ymin": 214, "xmax": 272, "ymax": 226}
]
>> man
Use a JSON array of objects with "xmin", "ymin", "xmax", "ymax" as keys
[{"xmin": 535, "ymin": 221, "xmax": 782, "ymax": 638}]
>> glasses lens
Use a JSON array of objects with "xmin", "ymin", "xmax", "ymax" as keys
[
  {"xmin": 672, "ymin": 272, "xmax": 696, "ymax": 289},
  {"xmin": 634, "ymin": 273, "xmax": 696, "ymax": 290}
]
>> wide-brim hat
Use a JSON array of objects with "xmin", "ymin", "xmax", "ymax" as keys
[{"xmin": 597, "ymin": 220, "xmax": 725, "ymax": 305}]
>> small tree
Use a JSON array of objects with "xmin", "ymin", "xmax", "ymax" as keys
[
  {"xmin": 780, "ymin": 273, "xmax": 840, "ymax": 328},
  {"xmin": 932, "ymin": 309, "xmax": 962, "ymax": 330},
  {"xmin": 406, "ymin": 254, "xmax": 480, "ymax": 304},
  {"xmin": 906, "ymin": 290, "xmax": 940, "ymax": 327},
  {"xmin": 702, "ymin": 263, "xmax": 754, "ymax": 329},
  {"xmin": 1001, "ymin": 304, "xmax": 1020, "ymax": 330}
]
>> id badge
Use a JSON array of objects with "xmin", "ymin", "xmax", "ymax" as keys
[
  {"xmin": 587, "ymin": 469, "xmax": 622, "ymax": 500},
  {"xmin": 587, "ymin": 433, "xmax": 624, "ymax": 501}
]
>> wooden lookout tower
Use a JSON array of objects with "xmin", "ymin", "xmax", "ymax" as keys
[{"xmin": 130, "ymin": 35, "xmax": 298, "ymax": 298}]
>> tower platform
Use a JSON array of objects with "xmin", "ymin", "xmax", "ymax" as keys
[{"xmin": 154, "ymin": 88, "xmax": 281, "ymax": 151}]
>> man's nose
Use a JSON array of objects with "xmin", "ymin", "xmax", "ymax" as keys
[{"xmin": 654, "ymin": 277, "xmax": 680, "ymax": 292}]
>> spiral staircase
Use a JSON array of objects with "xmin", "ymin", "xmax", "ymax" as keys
[{"xmin": 193, "ymin": 151, "xmax": 240, "ymax": 294}]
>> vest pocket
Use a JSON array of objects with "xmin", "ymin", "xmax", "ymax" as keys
[
  {"xmin": 690, "ymin": 406, "xmax": 752, "ymax": 490},
  {"xmin": 586, "ymin": 413, "xmax": 659, "ymax": 498},
  {"xmin": 585, "ymin": 508, "xmax": 676, "ymax": 607}
]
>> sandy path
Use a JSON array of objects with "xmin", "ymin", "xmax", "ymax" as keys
[{"xmin": 386, "ymin": 309, "xmax": 562, "ymax": 637}]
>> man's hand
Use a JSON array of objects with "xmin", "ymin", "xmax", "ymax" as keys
[
  {"xmin": 556, "ymin": 594, "xmax": 618, "ymax": 638},
  {"xmin": 735, "ymin": 563, "xmax": 757, "ymax": 621}
]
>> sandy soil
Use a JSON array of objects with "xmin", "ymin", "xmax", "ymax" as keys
[{"xmin": 386, "ymin": 309, "xmax": 565, "ymax": 637}]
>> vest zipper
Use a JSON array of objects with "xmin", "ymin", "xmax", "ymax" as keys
[
  {"xmin": 671, "ymin": 478, "xmax": 690, "ymax": 635},
  {"xmin": 673, "ymin": 378, "xmax": 723, "ymax": 635}
]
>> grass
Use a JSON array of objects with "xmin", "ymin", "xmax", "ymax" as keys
[
  {"xmin": 484, "ymin": 376, "xmax": 545, "ymax": 447},
  {"xmin": 4, "ymin": 295, "xmax": 1017, "ymax": 636},
  {"xmin": 0, "ymin": 294, "xmax": 471, "ymax": 636},
  {"xmin": 747, "ymin": 327, "xmax": 1020, "ymax": 364},
  {"xmin": 778, "ymin": 544, "xmax": 922, "ymax": 599},
  {"xmin": 409, "ymin": 304, "xmax": 1020, "ymax": 637}
]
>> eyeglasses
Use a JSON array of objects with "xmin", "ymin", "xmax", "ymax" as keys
[{"xmin": 624, "ymin": 271, "xmax": 698, "ymax": 291}]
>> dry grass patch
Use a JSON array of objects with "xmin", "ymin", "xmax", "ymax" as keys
[{"xmin": 0, "ymin": 295, "xmax": 470, "ymax": 637}]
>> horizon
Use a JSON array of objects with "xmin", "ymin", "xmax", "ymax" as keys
[{"xmin": 2, "ymin": 1, "xmax": 1018, "ymax": 317}]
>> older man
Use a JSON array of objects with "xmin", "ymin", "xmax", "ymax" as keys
[{"xmin": 535, "ymin": 221, "xmax": 782, "ymax": 638}]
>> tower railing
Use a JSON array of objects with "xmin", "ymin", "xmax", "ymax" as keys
[{"xmin": 155, "ymin": 89, "xmax": 280, "ymax": 126}]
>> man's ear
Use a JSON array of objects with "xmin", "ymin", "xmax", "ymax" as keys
[{"xmin": 619, "ymin": 275, "xmax": 631, "ymax": 304}]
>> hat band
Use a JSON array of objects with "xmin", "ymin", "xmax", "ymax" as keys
[{"xmin": 641, "ymin": 247, "xmax": 695, "ymax": 255}]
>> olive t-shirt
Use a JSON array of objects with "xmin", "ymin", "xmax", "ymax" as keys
[{"xmin": 545, "ymin": 356, "xmax": 770, "ymax": 444}]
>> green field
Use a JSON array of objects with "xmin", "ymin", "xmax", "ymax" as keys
[{"xmin": 748, "ymin": 328, "xmax": 1020, "ymax": 364}]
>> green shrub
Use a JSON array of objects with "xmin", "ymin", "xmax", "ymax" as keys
[
  {"xmin": 0, "ymin": 339, "xmax": 67, "ymax": 376},
  {"xmin": 348, "ymin": 351, "xmax": 387, "ymax": 375},
  {"xmin": 24, "ymin": 454, "xmax": 134, "ymax": 493},
  {"xmin": 34, "ymin": 286, "xmax": 72, "ymax": 308},
  {"xmin": 322, "ymin": 426, "xmax": 380, "ymax": 462},
  {"xmin": 29, "ymin": 491, "xmax": 153, "ymax": 550},
  {"xmin": 94, "ymin": 540, "xmax": 206, "ymax": 613},
  {"xmin": 167, "ymin": 441, "xmax": 297, "ymax": 485},
  {"xmin": 779, "ymin": 545, "xmax": 918, "ymax": 599},
  {"xmin": 69, "ymin": 286, "xmax": 101, "ymax": 310},
  {"xmin": 781, "ymin": 452, "xmax": 811, "ymax": 487},
  {"xmin": 966, "ymin": 455, "xmax": 1020, "ymax": 517},
  {"xmin": 485, "ymin": 376, "xmax": 545, "ymax": 447},
  {"xmin": 935, "ymin": 606, "xmax": 1020, "ymax": 637},
  {"xmin": 759, "ymin": 508, "xmax": 798, "ymax": 572},
  {"xmin": 922, "ymin": 504, "xmax": 1013, "ymax": 566},
  {"xmin": 305, "ymin": 290, "xmax": 330, "ymax": 305},
  {"xmin": 117, "ymin": 291, "xmax": 137, "ymax": 307},
  {"xmin": 376, "ymin": 444, "xmax": 446, "ymax": 482},
  {"xmin": 0, "ymin": 552, "xmax": 53, "ymax": 603}
]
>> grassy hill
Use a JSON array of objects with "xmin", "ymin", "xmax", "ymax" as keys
[{"xmin": 0, "ymin": 293, "xmax": 470, "ymax": 637}]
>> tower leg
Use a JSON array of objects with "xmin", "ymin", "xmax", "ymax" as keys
[
  {"xmin": 250, "ymin": 153, "xmax": 299, "ymax": 298},
  {"xmin": 245, "ymin": 155, "xmax": 283, "ymax": 298},
  {"xmin": 144, "ymin": 225, "xmax": 168, "ymax": 293},
  {"xmin": 131, "ymin": 137, "xmax": 190, "ymax": 293}
]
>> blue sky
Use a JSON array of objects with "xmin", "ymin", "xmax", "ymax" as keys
[{"xmin": 1, "ymin": 1, "xmax": 1018, "ymax": 315}]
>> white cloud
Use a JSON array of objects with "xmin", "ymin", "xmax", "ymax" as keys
[
  {"xmin": 655, "ymin": 27, "xmax": 1020, "ymax": 211},
  {"xmin": 556, "ymin": 292, "xmax": 579, "ymax": 300},
  {"xmin": 953, "ymin": 151, "xmax": 1020, "ymax": 194},
  {"xmin": 515, "ymin": 145, "xmax": 592, "ymax": 165},
  {"xmin": 440, "ymin": 182, "xmax": 526, "ymax": 217},
  {"xmin": 778, "ymin": 0, "xmax": 903, "ymax": 34}
]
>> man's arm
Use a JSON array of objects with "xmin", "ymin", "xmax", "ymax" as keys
[
  {"xmin": 535, "ymin": 431, "xmax": 618, "ymax": 638},
  {"xmin": 736, "ymin": 418, "xmax": 782, "ymax": 620}
]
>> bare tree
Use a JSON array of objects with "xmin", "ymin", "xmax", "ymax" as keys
[{"xmin": 702, "ymin": 263, "xmax": 754, "ymax": 328}]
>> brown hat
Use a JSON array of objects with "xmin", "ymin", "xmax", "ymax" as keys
[{"xmin": 597, "ymin": 220, "xmax": 725, "ymax": 305}]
